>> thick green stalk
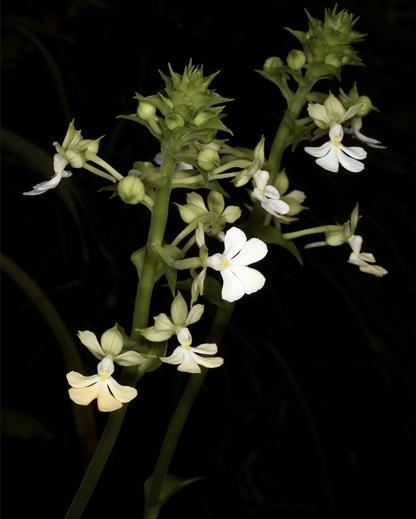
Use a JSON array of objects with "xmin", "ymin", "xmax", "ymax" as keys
[
  {"xmin": 143, "ymin": 302, "xmax": 234, "ymax": 519},
  {"xmin": 65, "ymin": 151, "xmax": 177, "ymax": 519},
  {"xmin": 268, "ymin": 77, "xmax": 315, "ymax": 184},
  {"xmin": 130, "ymin": 152, "xmax": 178, "ymax": 343}
]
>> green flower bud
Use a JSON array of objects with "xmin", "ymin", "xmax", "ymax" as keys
[
  {"xmin": 287, "ymin": 50, "xmax": 306, "ymax": 70},
  {"xmin": 352, "ymin": 96, "xmax": 376, "ymax": 117},
  {"xmin": 137, "ymin": 102, "xmax": 157, "ymax": 122},
  {"xmin": 117, "ymin": 176, "xmax": 145, "ymax": 205},
  {"xmin": 193, "ymin": 112, "xmax": 213, "ymax": 127},
  {"xmin": 326, "ymin": 230, "xmax": 348, "ymax": 246},
  {"xmin": 197, "ymin": 148, "xmax": 220, "ymax": 171},
  {"xmin": 165, "ymin": 113, "xmax": 185, "ymax": 130},
  {"xmin": 324, "ymin": 53, "xmax": 343, "ymax": 68},
  {"xmin": 65, "ymin": 149, "xmax": 87, "ymax": 169},
  {"xmin": 263, "ymin": 57, "xmax": 284, "ymax": 71}
]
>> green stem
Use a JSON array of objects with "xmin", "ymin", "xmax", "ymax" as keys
[
  {"xmin": 131, "ymin": 152, "xmax": 178, "ymax": 343},
  {"xmin": 143, "ymin": 302, "xmax": 234, "ymax": 519},
  {"xmin": 282, "ymin": 225, "xmax": 339, "ymax": 241},
  {"xmin": 65, "ymin": 151, "xmax": 177, "ymax": 519}
]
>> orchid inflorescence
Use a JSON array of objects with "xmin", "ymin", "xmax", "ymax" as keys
[{"xmin": 23, "ymin": 6, "xmax": 388, "ymax": 518}]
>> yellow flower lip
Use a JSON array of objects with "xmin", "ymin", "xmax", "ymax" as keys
[
  {"xmin": 332, "ymin": 136, "xmax": 341, "ymax": 147},
  {"xmin": 222, "ymin": 258, "xmax": 231, "ymax": 268},
  {"xmin": 183, "ymin": 341, "xmax": 191, "ymax": 350}
]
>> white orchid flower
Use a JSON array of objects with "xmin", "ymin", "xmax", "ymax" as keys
[
  {"xmin": 67, "ymin": 356, "xmax": 137, "ymax": 412},
  {"xmin": 305, "ymin": 123, "xmax": 367, "ymax": 173},
  {"xmin": 347, "ymin": 235, "xmax": 388, "ymax": 277},
  {"xmin": 206, "ymin": 227, "xmax": 268, "ymax": 302},
  {"xmin": 344, "ymin": 117, "xmax": 386, "ymax": 149},
  {"xmin": 252, "ymin": 170, "xmax": 290, "ymax": 218},
  {"xmin": 154, "ymin": 152, "xmax": 193, "ymax": 172},
  {"xmin": 159, "ymin": 326, "xmax": 223, "ymax": 373},
  {"xmin": 23, "ymin": 153, "xmax": 72, "ymax": 196}
]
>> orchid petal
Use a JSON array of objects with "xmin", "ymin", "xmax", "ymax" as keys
[{"xmin": 223, "ymin": 227, "xmax": 247, "ymax": 260}]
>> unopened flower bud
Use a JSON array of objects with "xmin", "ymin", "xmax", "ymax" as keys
[
  {"xmin": 352, "ymin": 96, "xmax": 376, "ymax": 117},
  {"xmin": 117, "ymin": 176, "xmax": 145, "ymax": 205},
  {"xmin": 263, "ymin": 57, "xmax": 283, "ymax": 71},
  {"xmin": 324, "ymin": 53, "xmax": 342, "ymax": 68},
  {"xmin": 65, "ymin": 149, "xmax": 87, "ymax": 169},
  {"xmin": 165, "ymin": 113, "xmax": 185, "ymax": 130},
  {"xmin": 287, "ymin": 50, "xmax": 306, "ymax": 70},
  {"xmin": 197, "ymin": 148, "xmax": 220, "ymax": 171},
  {"xmin": 137, "ymin": 102, "xmax": 157, "ymax": 122},
  {"xmin": 193, "ymin": 112, "xmax": 212, "ymax": 126}
]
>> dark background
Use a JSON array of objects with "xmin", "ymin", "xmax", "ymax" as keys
[{"xmin": 2, "ymin": 1, "xmax": 416, "ymax": 518}]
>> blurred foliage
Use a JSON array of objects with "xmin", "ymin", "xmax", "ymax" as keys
[{"xmin": 1, "ymin": 1, "xmax": 416, "ymax": 518}]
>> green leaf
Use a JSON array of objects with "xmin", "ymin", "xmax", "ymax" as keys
[
  {"xmin": 151, "ymin": 244, "xmax": 184, "ymax": 296},
  {"xmin": 131, "ymin": 246, "xmax": 147, "ymax": 278},
  {"xmin": 144, "ymin": 473, "xmax": 204, "ymax": 513},
  {"xmin": 252, "ymin": 226, "xmax": 303, "ymax": 265}
]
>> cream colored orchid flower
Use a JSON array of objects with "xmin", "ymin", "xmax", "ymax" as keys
[
  {"xmin": 305, "ymin": 123, "xmax": 367, "ymax": 173},
  {"xmin": 159, "ymin": 326, "xmax": 223, "ymax": 373},
  {"xmin": 347, "ymin": 235, "xmax": 387, "ymax": 277},
  {"xmin": 252, "ymin": 170, "xmax": 290, "ymax": 218},
  {"xmin": 67, "ymin": 356, "xmax": 137, "ymax": 412}
]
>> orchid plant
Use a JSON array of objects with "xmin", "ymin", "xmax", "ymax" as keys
[{"xmin": 23, "ymin": 7, "xmax": 387, "ymax": 518}]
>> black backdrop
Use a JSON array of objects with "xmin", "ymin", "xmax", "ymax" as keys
[{"xmin": 2, "ymin": 1, "xmax": 416, "ymax": 518}]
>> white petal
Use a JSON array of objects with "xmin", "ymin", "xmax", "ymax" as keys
[
  {"xmin": 191, "ymin": 343, "xmax": 218, "ymax": 355},
  {"xmin": 192, "ymin": 355, "xmax": 224, "ymax": 369},
  {"xmin": 221, "ymin": 268, "xmax": 245, "ymax": 302},
  {"xmin": 229, "ymin": 265, "xmax": 265, "ymax": 295},
  {"xmin": 304, "ymin": 142, "xmax": 331, "ymax": 158},
  {"xmin": 68, "ymin": 384, "xmax": 100, "ymax": 406},
  {"xmin": 263, "ymin": 185, "xmax": 281, "ymax": 200},
  {"xmin": 223, "ymin": 227, "xmax": 247, "ymax": 260},
  {"xmin": 231, "ymin": 238, "xmax": 267, "ymax": 266},
  {"xmin": 360, "ymin": 252, "xmax": 376, "ymax": 263},
  {"xmin": 348, "ymin": 235, "xmax": 363, "ymax": 253},
  {"xmin": 316, "ymin": 147, "xmax": 340, "ymax": 172},
  {"xmin": 176, "ymin": 326, "xmax": 192, "ymax": 346},
  {"xmin": 338, "ymin": 143, "xmax": 367, "ymax": 160},
  {"xmin": 253, "ymin": 170, "xmax": 269, "ymax": 191},
  {"xmin": 23, "ymin": 174, "xmax": 63, "ymax": 196},
  {"xmin": 177, "ymin": 351, "xmax": 201, "ymax": 373},
  {"xmin": 107, "ymin": 378, "xmax": 137, "ymax": 403},
  {"xmin": 53, "ymin": 153, "xmax": 68, "ymax": 173},
  {"xmin": 67, "ymin": 371, "xmax": 99, "ymax": 388},
  {"xmin": 160, "ymin": 346, "xmax": 185, "ymax": 365},
  {"xmin": 267, "ymin": 198, "xmax": 290, "ymax": 215},
  {"xmin": 358, "ymin": 263, "xmax": 388, "ymax": 277},
  {"xmin": 77, "ymin": 330, "xmax": 105, "ymax": 360},
  {"xmin": 336, "ymin": 148, "xmax": 365, "ymax": 173},
  {"xmin": 96, "ymin": 384, "xmax": 123, "ymax": 412}
]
